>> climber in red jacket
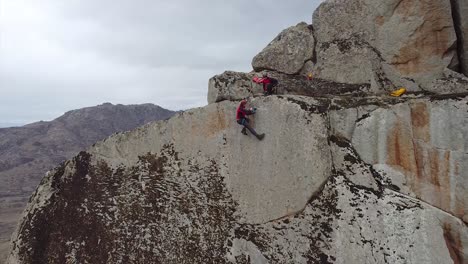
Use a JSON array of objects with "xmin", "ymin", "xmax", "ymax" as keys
[
  {"xmin": 253, "ymin": 73, "xmax": 278, "ymax": 95},
  {"xmin": 236, "ymin": 99, "xmax": 265, "ymax": 140}
]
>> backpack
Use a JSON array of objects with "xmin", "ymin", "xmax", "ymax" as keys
[{"xmin": 270, "ymin": 78, "xmax": 278, "ymax": 86}]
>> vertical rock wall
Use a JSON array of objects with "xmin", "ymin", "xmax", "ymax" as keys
[{"xmin": 312, "ymin": 0, "xmax": 459, "ymax": 91}]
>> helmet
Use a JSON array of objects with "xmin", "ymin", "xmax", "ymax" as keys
[{"xmin": 240, "ymin": 99, "xmax": 247, "ymax": 105}]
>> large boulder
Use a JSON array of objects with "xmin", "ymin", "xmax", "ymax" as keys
[
  {"xmin": 207, "ymin": 71, "xmax": 257, "ymax": 103},
  {"xmin": 312, "ymin": 0, "xmax": 459, "ymax": 91},
  {"xmin": 252, "ymin": 22, "xmax": 315, "ymax": 75},
  {"xmin": 312, "ymin": 36, "xmax": 382, "ymax": 86}
]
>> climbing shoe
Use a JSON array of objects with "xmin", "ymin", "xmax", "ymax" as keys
[
  {"xmin": 256, "ymin": 133, "xmax": 265, "ymax": 140},
  {"xmin": 241, "ymin": 128, "xmax": 248, "ymax": 135}
]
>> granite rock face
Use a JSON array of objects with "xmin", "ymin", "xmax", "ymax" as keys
[
  {"xmin": 207, "ymin": 71, "xmax": 258, "ymax": 104},
  {"xmin": 312, "ymin": 0, "xmax": 458, "ymax": 90},
  {"xmin": 252, "ymin": 22, "xmax": 315, "ymax": 75},
  {"xmin": 8, "ymin": 95, "xmax": 468, "ymax": 264},
  {"xmin": 247, "ymin": 0, "xmax": 467, "ymax": 94},
  {"xmin": 215, "ymin": 0, "xmax": 468, "ymax": 103},
  {"xmin": 207, "ymin": 70, "xmax": 372, "ymax": 104},
  {"xmin": 352, "ymin": 97, "xmax": 467, "ymax": 222}
]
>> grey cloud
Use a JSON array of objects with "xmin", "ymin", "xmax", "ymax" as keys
[
  {"xmin": 0, "ymin": 0, "xmax": 322, "ymax": 124},
  {"xmin": 55, "ymin": 0, "xmax": 318, "ymax": 68}
]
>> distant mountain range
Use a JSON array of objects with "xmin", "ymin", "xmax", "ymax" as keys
[
  {"xmin": 0, "ymin": 123, "xmax": 24, "ymax": 129},
  {"xmin": 0, "ymin": 102, "xmax": 176, "ymax": 262}
]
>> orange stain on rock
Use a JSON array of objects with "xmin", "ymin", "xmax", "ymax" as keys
[
  {"xmin": 205, "ymin": 109, "xmax": 229, "ymax": 137},
  {"xmin": 206, "ymin": 109, "xmax": 228, "ymax": 136},
  {"xmin": 394, "ymin": 0, "xmax": 414, "ymax": 17},
  {"xmin": 443, "ymin": 222, "xmax": 464, "ymax": 264},
  {"xmin": 375, "ymin": 16, "xmax": 385, "ymax": 26},
  {"xmin": 391, "ymin": 0, "xmax": 454, "ymax": 75},
  {"xmin": 427, "ymin": 148, "xmax": 453, "ymax": 211},
  {"xmin": 191, "ymin": 108, "xmax": 229, "ymax": 138},
  {"xmin": 386, "ymin": 120, "xmax": 417, "ymax": 175},
  {"xmin": 410, "ymin": 102, "xmax": 430, "ymax": 142},
  {"xmin": 386, "ymin": 112, "xmax": 465, "ymax": 219},
  {"xmin": 451, "ymin": 161, "xmax": 464, "ymax": 219},
  {"xmin": 429, "ymin": 148, "xmax": 442, "ymax": 187}
]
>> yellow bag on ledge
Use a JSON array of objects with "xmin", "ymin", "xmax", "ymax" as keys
[{"xmin": 390, "ymin": 88, "xmax": 406, "ymax": 97}]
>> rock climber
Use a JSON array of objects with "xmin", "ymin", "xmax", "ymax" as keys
[
  {"xmin": 236, "ymin": 99, "xmax": 265, "ymax": 140},
  {"xmin": 253, "ymin": 73, "xmax": 278, "ymax": 95}
]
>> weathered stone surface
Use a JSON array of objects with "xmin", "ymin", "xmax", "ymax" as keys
[
  {"xmin": 312, "ymin": 38, "xmax": 378, "ymax": 85},
  {"xmin": 299, "ymin": 60, "xmax": 314, "ymax": 77},
  {"xmin": 312, "ymin": 0, "xmax": 376, "ymax": 44},
  {"xmin": 427, "ymin": 68, "xmax": 468, "ymax": 94},
  {"xmin": 350, "ymin": 96, "xmax": 468, "ymax": 221},
  {"xmin": 207, "ymin": 71, "xmax": 258, "ymax": 104},
  {"xmin": 252, "ymin": 22, "xmax": 315, "ymax": 75},
  {"xmin": 90, "ymin": 97, "xmax": 332, "ymax": 225},
  {"xmin": 329, "ymin": 135, "xmax": 380, "ymax": 192},
  {"xmin": 375, "ymin": 0, "xmax": 457, "ymax": 86},
  {"xmin": 233, "ymin": 174, "xmax": 467, "ymax": 264},
  {"xmin": 8, "ymin": 94, "xmax": 468, "ymax": 263},
  {"xmin": 312, "ymin": 0, "xmax": 379, "ymax": 86},
  {"xmin": 207, "ymin": 70, "xmax": 371, "ymax": 104},
  {"xmin": 8, "ymin": 96, "xmax": 334, "ymax": 264},
  {"xmin": 312, "ymin": 0, "xmax": 459, "ymax": 91}
]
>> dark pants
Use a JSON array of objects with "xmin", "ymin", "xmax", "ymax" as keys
[
  {"xmin": 237, "ymin": 118, "xmax": 258, "ymax": 136},
  {"xmin": 265, "ymin": 83, "xmax": 276, "ymax": 95}
]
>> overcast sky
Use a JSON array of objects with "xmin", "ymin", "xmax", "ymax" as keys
[{"xmin": 0, "ymin": 0, "xmax": 322, "ymax": 125}]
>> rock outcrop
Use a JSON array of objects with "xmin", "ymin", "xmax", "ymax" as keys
[
  {"xmin": 206, "ymin": 0, "xmax": 468, "ymax": 111},
  {"xmin": 7, "ymin": 94, "xmax": 468, "ymax": 264},
  {"xmin": 247, "ymin": 0, "xmax": 468, "ymax": 95},
  {"xmin": 208, "ymin": 71, "xmax": 257, "ymax": 104},
  {"xmin": 252, "ymin": 22, "xmax": 315, "ymax": 75},
  {"xmin": 313, "ymin": 0, "xmax": 459, "ymax": 91},
  {"xmin": 208, "ymin": 71, "xmax": 371, "ymax": 104}
]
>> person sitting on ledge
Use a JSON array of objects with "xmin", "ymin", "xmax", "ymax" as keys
[{"xmin": 253, "ymin": 73, "xmax": 278, "ymax": 96}]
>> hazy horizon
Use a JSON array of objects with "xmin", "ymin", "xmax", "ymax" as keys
[{"xmin": 0, "ymin": 122, "xmax": 25, "ymax": 128}]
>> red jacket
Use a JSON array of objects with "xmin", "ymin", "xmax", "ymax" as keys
[
  {"xmin": 253, "ymin": 77, "xmax": 273, "ymax": 91},
  {"xmin": 236, "ymin": 102, "xmax": 253, "ymax": 120},
  {"xmin": 257, "ymin": 77, "xmax": 271, "ymax": 84}
]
